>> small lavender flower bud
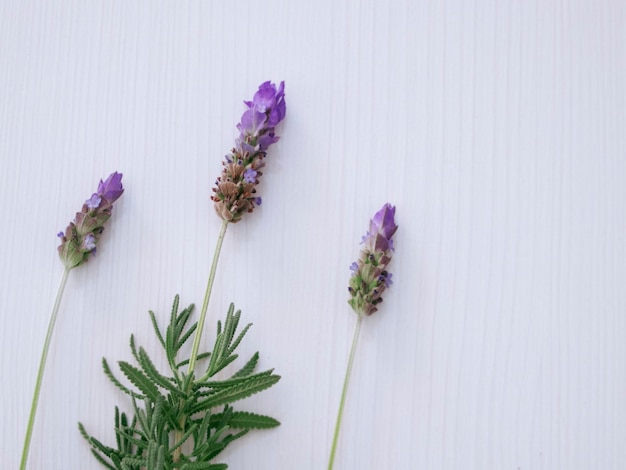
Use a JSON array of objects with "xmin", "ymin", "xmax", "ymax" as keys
[
  {"xmin": 212, "ymin": 81, "xmax": 286, "ymax": 223},
  {"xmin": 348, "ymin": 203, "xmax": 398, "ymax": 316},
  {"xmin": 58, "ymin": 172, "xmax": 124, "ymax": 269}
]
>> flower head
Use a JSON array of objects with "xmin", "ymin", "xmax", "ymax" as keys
[
  {"xmin": 348, "ymin": 204, "xmax": 398, "ymax": 316},
  {"xmin": 212, "ymin": 81, "xmax": 286, "ymax": 223},
  {"xmin": 58, "ymin": 172, "xmax": 124, "ymax": 269},
  {"xmin": 97, "ymin": 171, "xmax": 124, "ymax": 204}
]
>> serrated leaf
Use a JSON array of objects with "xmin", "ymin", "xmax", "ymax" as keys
[
  {"xmin": 119, "ymin": 362, "xmax": 160, "ymax": 401},
  {"xmin": 196, "ymin": 370, "xmax": 275, "ymax": 391},
  {"xmin": 210, "ymin": 411, "xmax": 280, "ymax": 429},
  {"xmin": 180, "ymin": 463, "xmax": 228, "ymax": 470},
  {"xmin": 149, "ymin": 310, "xmax": 166, "ymax": 350},
  {"xmin": 231, "ymin": 352, "xmax": 259, "ymax": 378},
  {"xmin": 188, "ymin": 374, "xmax": 280, "ymax": 414},
  {"xmin": 137, "ymin": 347, "xmax": 179, "ymax": 394},
  {"xmin": 226, "ymin": 323, "xmax": 251, "ymax": 356},
  {"xmin": 177, "ymin": 351, "xmax": 211, "ymax": 369},
  {"xmin": 102, "ymin": 358, "xmax": 143, "ymax": 399}
]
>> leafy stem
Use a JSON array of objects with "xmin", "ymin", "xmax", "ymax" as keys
[
  {"xmin": 173, "ymin": 219, "xmax": 229, "ymax": 461},
  {"xmin": 327, "ymin": 313, "xmax": 363, "ymax": 470},
  {"xmin": 20, "ymin": 267, "xmax": 72, "ymax": 470},
  {"xmin": 80, "ymin": 296, "xmax": 280, "ymax": 469}
]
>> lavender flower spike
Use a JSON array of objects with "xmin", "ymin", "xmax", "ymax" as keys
[
  {"xmin": 348, "ymin": 203, "xmax": 398, "ymax": 316},
  {"xmin": 57, "ymin": 171, "xmax": 124, "ymax": 269},
  {"xmin": 212, "ymin": 81, "xmax": 286, "ymax": 223}
]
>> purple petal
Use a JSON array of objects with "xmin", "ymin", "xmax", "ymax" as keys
[
  {"xmin": 257, "ymin": 133, "xmax": 279, "ymax": 152},
  {"xmin": 240, "ymin": 109, "xmax": 268, "ymax": 136},
  {"xmin": 98, "ymin": 172, "xmax": 124, "ymax": 202},
  {"xmin": 252, "ymin": 81, "xmax": 278, "ymax": 112},
  {"xmin": 81, "ymin": 233, "xmax": 97, "ymax": 251},
  {"xmin": 85, "ymin": 193, "xmax": 102, "ymax": 210},
  {"xmin": 243, "ymin": 168, "xmax": 257, "ymax": 183},
  {"xmin": 371, "ymin": 203, "xmax": 397, "ymax": 239}
]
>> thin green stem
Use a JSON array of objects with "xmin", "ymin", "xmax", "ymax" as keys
[
  {"xmin": 20, "ymin": 267, "xmax": 71, "ymax": 470},
  {"xmin": 173, "ymin": 220, "xmax": 228, "ymax": 462},
  {"xmin": 187, "ymin": 219, "xmax": 228, "ymax": 379},
  {"xmin": 327, "ymin": 314, "xmax": 363, "ymax": 470}
]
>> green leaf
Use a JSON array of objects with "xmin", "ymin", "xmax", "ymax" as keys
[
  {"xmin": 180, "ymin": 463, "xmax": 228, "ymax": 470},
  {"xmin": 210, "ymin": 411, "xmax": 280, "ymax": 429},
  {"xmin": 196, "ymin": 370, "xmax": 275, "ymax": 391},
  {"xmin": 102, "ymin": 358, "xmax": 143, "ymax": 399},
  {"xmin": 176, "ymin": 351, "xmax": 210, "ymax": 369},
  {"xmin": 149, "ymin": 310, "xmax": 166, "ymax": 350},
  {"xmin": 175, "ymin": 321, "xmax": 198, "ymax": 352},
  {"xmin": 137, "ymin": 347, "xmax": 179, "ymax": 395},
  {"xmin": 119, "ymin": 362, "xmax": 160, "ymax": 401},
  {"xmin": 231, "ymin": 352, "xmax": 259, "ymax": 378},
  {"xmin": 188, "ymin": 374, "xmax": 281, "ymax": 414}
]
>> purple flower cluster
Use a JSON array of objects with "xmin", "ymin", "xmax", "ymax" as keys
[
  {"xmin": 348, "ymin": 204, "xmax": 398, "ymax": 316},
  {"xmin": 212, "ymin": 81, "xmax": 286, "ymax": 223},
  {"xmin": 57, "ymin": 172, "xmax": 124, "ymax": 269}
]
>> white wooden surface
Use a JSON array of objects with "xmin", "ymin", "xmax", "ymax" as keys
[{"xmin": 1, "ymin": 1, "xmax": 625, "ymax": 469}]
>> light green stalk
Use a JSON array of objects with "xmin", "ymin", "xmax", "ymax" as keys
[
  {"xmin": 187, "ymin": 219, "xmax": 229, "ymax": 378},
  {"xmin": 20, "ymin": 267, "xmax": 71, "ymax": 470},
  {"xmin": 327, "ymin": 314, "xmax": 363, "ymax": 470},
  {"xmin": 173, "ymin": 220, "xmax": 229, "ymax": 461}
]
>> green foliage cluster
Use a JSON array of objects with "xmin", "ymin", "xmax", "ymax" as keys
[{"xmin": 79, "ymin": 296, "xmax": 280, "ymax": 469}]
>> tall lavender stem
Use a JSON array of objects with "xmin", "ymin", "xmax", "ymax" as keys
[
  {"xmin": 21, "ymin": 172, "xmax": 123, "ymax": 469},
  {"xmin": 187, "ymin": 220, "xmax": 229, "ymax": 377},
  {"xmin": 328, "ymin": 204, "xmax": 398, "ymax": 468},
  {"xmin": 20, "ymin": 268, "xmax": 71, "ymax": 470},
  {"xmin": 174, "ymin": 80, "xmax": 286, "ymax": 461},
  {"xmin": 327, "ymin": 314, "xmax": 362, "ymax": 470}
]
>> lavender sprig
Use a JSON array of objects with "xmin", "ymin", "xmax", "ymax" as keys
[
  {"xmin": 80, "ymin": 83, "xmax": 286, "ymax": 468},
  {"xmin": 20, "ymin": 172, "xmax": 124, "ymax": 470},
  {"xmin": 57, "ymin": 171, "xmax": 124, "ymax": 268},
  {"xmin": 328, "ymin": 203, "xmax": 398, "ymax": 470},
  {"xmin": 212, "ymin": 81, "xmax": 286, "ymax": 222},
  {"xmin": 348, "ymin": 203, "xmax": 398, "ymax": 316}
]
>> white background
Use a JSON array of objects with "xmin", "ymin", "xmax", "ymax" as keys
[{"xmin": 1, "ymin": 1, "xmax": 625, "ymax": 469}]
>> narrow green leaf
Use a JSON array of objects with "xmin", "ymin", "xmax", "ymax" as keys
[
  {"xmin": 149, "ymin": 310, "xmax": 166, "ymax": 350},
  {"xmin": 120, "ymin": 456, "xmax": 146, "ymax": 470},
  {"xmin": 196, "ymin": 369, "xmax": 275, "ymax": 391},
  {"xmin": 137, "ymin": 347, "xmax": 179, "ymax": 394},
  {"xmin": 175, "ymin": 321, "xmax": 198, "ymax": 352},
  {"xmin": 231, "ymin": 352, "xmax": 259, "ymax": 378},
  {"xmin": 102, "ymin": 358, "xmax": 143, "ymax": 399},
  {"xmin": 119, "ymin": 362, "xmax": 160, "ymax": 401},
  {"xmin": 188, "ymin": 374, "xmax": 280, "ymax": 413},
  {"xmin": 89, "ymin": 449, "xmax": 118, "ymax": 470},
  {"xmin": 209, "ymin": 411, "xmax": 280, "ymax": 429},
  {"xmin": 129, "ymin": 335, "xmax": 141, "ymax": 363},
  {"xmin": 177, "ymin": 351, "xmax": 210, "ymax": 369},
  {"xmin": 226, "ymin": 323, "xmax": 251, "ymax": 356},
  {"xmin": 180, "ymin": 463, "xmax": 228, "ymax": 470}
]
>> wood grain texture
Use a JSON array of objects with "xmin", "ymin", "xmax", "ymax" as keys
[{"xmin": 1, "ymin": 1, "xmax": 625, "ymax": 468}]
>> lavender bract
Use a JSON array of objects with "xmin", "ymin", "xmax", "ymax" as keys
[
  {"xmin": 57, "ymin": 172, "xmax": 124, "ymax": 269},
  {"xmin": 212, "ymin": 81, "xmax": 286, "ymax": 222},
  {"xmin": 348, "ymin": 203, "xmax": 398, "ymax": 316}
]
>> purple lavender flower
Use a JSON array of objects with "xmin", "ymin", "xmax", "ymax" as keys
[
  {"xmin": 212, "ymin": 81, "xmax": 286, "ymax": 223},
  {"xmin": 243, "ymin": 168, "xmax": 258, "ymax": 183},
  {"xmin": 348, "ymin": 204, "xmax": 398, "ymax": 316},
  {"xmin": 85, "ymin": 171, "xmax": 124, "ymax": 210},
  {"xmin": 85, "ymin": 194, "xmax": 101, "ymax": 210},
  {"xmin": 58, "ymin": 172, "xmax": 124, "ymax": 268},
  {"xmin": 97, "ymin": 171, "xmax": 124, "ymax": 204}
]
